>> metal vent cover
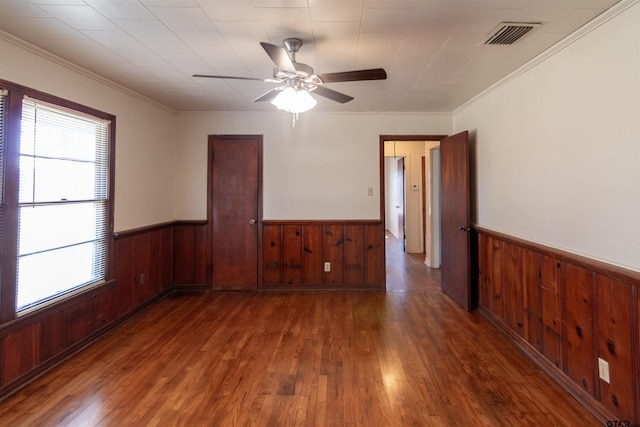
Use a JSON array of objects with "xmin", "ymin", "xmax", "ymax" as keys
[{"xmin": 482, "ymin": 22, "xmax": 541, "ymax": 45}]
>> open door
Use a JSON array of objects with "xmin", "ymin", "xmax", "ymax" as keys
[{"xmin": 440, "ymin": 131, "xmax": 472, "ymax": 311}]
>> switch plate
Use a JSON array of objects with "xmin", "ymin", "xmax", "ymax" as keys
[
  {"xmin": 324, "ymin": 262, "xmax": 331, "ymax": 272},
  {"xmin": 367, "ymin": 187, "xmax": 374, "ymax": 197},
  {"xmin": 598, "ymin": 357, "xmax": 610, "ymax": 383}
]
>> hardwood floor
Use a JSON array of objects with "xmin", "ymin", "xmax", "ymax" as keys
[{"xmin": 0, "ymin": 234, "xmax": 600, "ymax": 426}]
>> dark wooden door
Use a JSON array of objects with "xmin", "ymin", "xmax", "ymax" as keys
[
  {"xmin": 440, "ymin": 131, "xmax": 472, "ymax": 310},
  {"xmin": 397, "ymin": 157, "xmax": 405, "ymax": 251},
  {"xmin": 209, "ymin": 135, "xmax": 261, "ymax": 290}
]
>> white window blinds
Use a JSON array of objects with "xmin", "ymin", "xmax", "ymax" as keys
[
  {"xmin": 0, "ymin": 90, "xmax": 6, "ymax": 264},
  {"xmin": 17, "ymin": 98, "xmax": 110, "ymax": 312}
]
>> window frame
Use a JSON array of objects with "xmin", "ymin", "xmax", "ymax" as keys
[{"xmin": 0, "ymin": 79, "xmax": 116, "ymax": 323}]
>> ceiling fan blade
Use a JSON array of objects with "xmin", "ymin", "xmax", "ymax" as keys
[
  {"xmin": 260, "ymin": 42, "xmax": 297, "ymax": 73},
  {"xmin": 253, "ymin": 88, "xmax": 281, "ymax": 103},
  {"xmin": 317, "ymin": 68, "xmax": 387, "ymax": 83},
  {"xmin": 312, "ymin": 86, "xmax": 354, "ymax": 104},
  {"xmin": 193, "ymin": 74, "xmax": 266, "ymax": 82}
]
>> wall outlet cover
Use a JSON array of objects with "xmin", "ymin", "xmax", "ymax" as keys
[{"xmin": 598, "ymin": 357, "xmax": 610, "ymax": 383}]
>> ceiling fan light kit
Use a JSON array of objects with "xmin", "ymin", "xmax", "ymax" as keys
[
  {"xmin": 193, "ymin": 38, "xmax": 387, "ymax": 124},
  {"xmin": 270, "ymin": 86, "xmax": 317, "ymax": 113}
]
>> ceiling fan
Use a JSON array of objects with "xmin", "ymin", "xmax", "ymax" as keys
[{"xmin": 193, "ymin": 38, "xmax": 387, "ymax": 111}]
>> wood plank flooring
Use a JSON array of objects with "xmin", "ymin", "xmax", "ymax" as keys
[{"xmin": 0, "ymin": 234, "xmax": 600, "ymax": 426}]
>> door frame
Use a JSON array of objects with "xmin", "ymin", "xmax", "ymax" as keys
[
  {"xmin": 206, "ymin": 134, "xmax": 263, "ymax": 289},
  {"xmin": 379, "ymin": 135, "xmax": 447, "ymax": 257}
]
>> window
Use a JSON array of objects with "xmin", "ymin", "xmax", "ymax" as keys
[
  {"xmin": 0, "ymin": 81, "xmax": 114, "ymax": 318},
  {"xmin": 0, "ymin": 90, "xmax": 6, "ymax": 277}
]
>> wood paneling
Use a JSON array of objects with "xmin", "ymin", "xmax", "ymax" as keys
[
  {"xmin": 68, "ymin": 300, "xmax": 95, "ymax": 346},
  {"xmin": 365, "ymin": 223, "xmax": 385, "ymax": 285},
  {"xmin": 2, "ymin": 323, "xmax": 40, "ymax": 384},
  {"xmin": 522, "ymin": 249, "xmax": 543, "ymax": 352},
  {"xmin": 132, "ymin": 233, "xmax": 151, "ymax": 305},
  {"xmin": 193, "ymin": 225, "xmax": 207, "ymax": 285},
  {"xmin": 344, "ymin": 225, "xmax": 364, "ymax": 284},
  {"xmin": 503, "ymin": 242, "xmax": 524, "ymax": 336},
  {"xmin": 262, "ymin": 224, "xmax": 281, "ymax": 285},
  {"xmin": 596, "ymin": 274, "xmax": 635, "ymax": 420},
  {"xmin": 115, "ymin": 236, "xmax": 135, "ymax": 318},
  {"xmin": 261, "ymin": 222, "xmax": 384, "ymax": 289},
  {"xmin": 0, "ymin": 222, "xmax": 176, "ymax": 399},
  {"xmin": 173, "ymin": 223, "xmax": 206, "ymax": 286},
  {"xmin": 490, "ymin": 238, "xmax": 503, "ymax": 319},
  {"xmin": 540, "ymin": 255, "xmax": 563, "ymax": 369},
  {"xmin": 478, "ymin": 234, "xmax": 492, "ymax": 311},
  {"xmin": 40, "ymin": 310, "xmax": 69, "ymax": 362},
  {"xmin": 303, "ymin": 224, "xmax": 324, "ymax": 284},
  {"xmin": 324, "ymin": 225, "xmax": 345, "ymax": 284},
  {"xmin": 283, "ymin": 225, "xmax": 303, "ymax": 285},
  {"xmin": 94, "ymin": 288, "xmax": 117, "ymax": 331},
  {"xmin": 475, "ymin": 226, "xmax": 640, "ymax": 425},
  {"xmin": 564, "ymin": 263, "xmax": 595, "ymax": 395}
]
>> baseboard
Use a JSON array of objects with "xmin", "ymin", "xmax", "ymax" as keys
[{"xmin": 477, "ymin": 305, "xmax": 617, "ymax": 425}]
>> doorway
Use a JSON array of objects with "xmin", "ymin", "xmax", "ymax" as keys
[
  {"xmin": 381, "ymin": 136, "xmax": 445, "ymax": 266},
  {"xmin": 381, "ymin": 133, "xmax": 472, "ymax": 311}
]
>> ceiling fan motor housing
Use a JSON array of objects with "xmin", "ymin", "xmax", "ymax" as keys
[
  {"xmin": 193, "ymin": 37, "xmax": 385, "ymax": 105},
  {"xmin": 283, "ymin": 38, "xmax": 303, "ymax": 55}
]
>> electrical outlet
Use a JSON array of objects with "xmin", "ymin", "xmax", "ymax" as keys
[
  {"xmin": 139, "ymin": 273, "xmax": 145, "ymax": 285},
  {"xmin": 367, "ymin": 187, "xmax": 374, "ymax": 197},
  {"xmin": 598, "ymin": 357, "xmax": 610, "ymax": 383},
  {"xmin": 324, "ymin": 262, "xmax": 331, "ymax": 272}
]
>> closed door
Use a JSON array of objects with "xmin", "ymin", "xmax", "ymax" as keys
[
  {"xmin": 440, "ymin": 131, "xmax": 472, "ymax": 310},
  {"xmin": 208, "ymin": 135, "xmax": 262, "ymax": 290}
]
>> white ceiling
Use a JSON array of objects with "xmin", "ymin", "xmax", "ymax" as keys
[{"xmin": 0, "ymin": 0, "xmax": 620, "ymax": 112}]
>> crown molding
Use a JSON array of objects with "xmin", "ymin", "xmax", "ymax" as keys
[
  {"xmin": 0, "ymin": 30, "xmax": 176, "ymax": 114},
  {"xmin": 454, "ymin": 0, "xmax": 640, "ymax": 115}
]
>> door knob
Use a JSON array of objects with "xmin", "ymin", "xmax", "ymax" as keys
[
  {"xmin": 458, "ymin": 226, "xmax": 470, "ymax": 232},
  {"xmin": 249, "ymin": 219, "xmax": 256, "ymax": 225}
]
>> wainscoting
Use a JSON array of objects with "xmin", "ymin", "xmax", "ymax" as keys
[
  {"xmin": 261, "ymin": 221, "xmax": 385, "ymax": 290},
  {"xmin": 476, "ymin": 226, "xmax": 640, "ymax": 424}
]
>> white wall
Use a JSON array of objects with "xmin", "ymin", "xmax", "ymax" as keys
[
  {"xmin": 454, "ymin": 1, "xmax": 640, "ymax": 272},
  {"xmin": 0, "ymin": 34, "xmax": 178, "ymax": 232},
  {"xmin": 175, "ymin": 111, "xmax": 451, "ymax": 221},
  {"xmin": 424, "ymin": 144, "xmax": 441, "ymax": 268},
  {"xmin": 384, "ymin": 157, "xmax": 400, "ymax": 238}
]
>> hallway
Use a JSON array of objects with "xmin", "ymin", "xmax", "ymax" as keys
[{"xmin": 0, "ymin": 236, "xmax": 600, "ymax": 426}]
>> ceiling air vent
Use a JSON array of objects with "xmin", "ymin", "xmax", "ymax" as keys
[{"xmin": 482, "ymin": 22, "xmax": 541, "ymax": 45}]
